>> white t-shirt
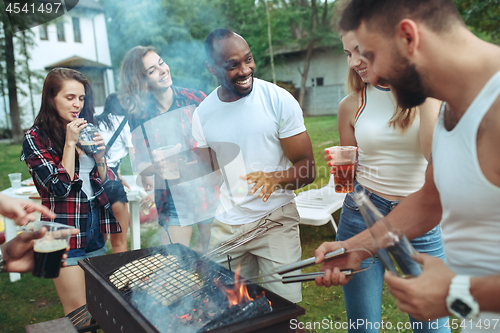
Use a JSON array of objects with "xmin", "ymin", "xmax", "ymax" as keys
[
  {"xmin": 98, "ymin": 115, "xmax": 133, "ymax": 168},
  {"xmin": 192, "ymin": 78, "xmax": 306, "ymax": 225}
]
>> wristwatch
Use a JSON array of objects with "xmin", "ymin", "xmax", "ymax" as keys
[{"xmin": 446, "ymin": 275, "xmax": 480, "ymax": 319}]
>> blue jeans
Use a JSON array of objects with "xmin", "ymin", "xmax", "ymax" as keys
[
  {"xmin": 336, "ymin": 184, "xmax": 450, "ymax": 333},
  {"xmin": 66, "ymin": 199, "xmax": 107, "ymax": 266}
]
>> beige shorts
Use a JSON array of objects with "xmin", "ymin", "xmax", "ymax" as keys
[{"xmin": 209, "ymin": 202, "xmax": 302, "ymax": 303}]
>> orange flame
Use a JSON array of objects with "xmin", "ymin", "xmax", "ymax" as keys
[
  {"xmin": 216, "ymin": 264, "xmax": 254, "ymax": 307},
  {"xmin": 178, "ymin": 314, "xmax": 192, "ymax": 321}
]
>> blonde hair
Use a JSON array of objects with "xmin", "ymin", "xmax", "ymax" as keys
[
  {"xmin": 388, "ymin": 104, "xmax": 418, "ymax": 133},
  {"xmin": 345, "ymin": 67, "xmax": 365, "ymax": 94},
  {"xmin": 118, "ymin": 46, "xmax": 157, "ymax": 118}
]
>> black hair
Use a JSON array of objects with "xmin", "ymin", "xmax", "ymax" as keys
[
  {"xmin": 95, "ymin": 92, "xmax": 128, "ymax": 131},
  {"xmin": 339, "ymin": 0, "xmax": 464, "ymax": 36},
  {"xmin": 204, "ymin": 28, "xmax": 237, "ymax": 62}
]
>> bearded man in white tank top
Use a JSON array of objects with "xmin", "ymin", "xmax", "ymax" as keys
[
  {"xmin": 329, "ymin": 30, "xmax": 448, "ymax": 333},
  {"xmin": 314, "ymin": 1, "xmax": 500, "ymax": 332}
]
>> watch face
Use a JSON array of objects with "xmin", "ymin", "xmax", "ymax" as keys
[{"xmin": 451, "ymin": 299, "xmax": 472, "ymax": 317}]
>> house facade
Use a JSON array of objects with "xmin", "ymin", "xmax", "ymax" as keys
[
  {"xmin": 261, "ymin": 45, "xmax": 349, "ymax": 116},
  {"xmin": 1, "ymin": 0, "xmax": 114, "ymax": 129}
]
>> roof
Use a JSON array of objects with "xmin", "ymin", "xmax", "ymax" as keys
[
  {"xmin": 44, "ymin": 56, "xmax": 112, "ymax": 71},
  {"xmin": 43, "ymin": 0, "xmax": 103, "ymax": 12},
  {"xmin": 74, "ymin": 0, "xmax": 103, "ymax": 12}
]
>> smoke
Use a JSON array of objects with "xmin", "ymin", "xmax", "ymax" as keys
[
  {"xmin": 102, "ymin": 0, "xmax": 226, "ymax": 93},
  {"xmin": 125, "ymin": 246, "xmax": 231, "ymax": 333}
]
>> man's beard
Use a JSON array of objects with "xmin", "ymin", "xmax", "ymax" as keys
[
  {"xmin": 380, "ymin": 50, "xmax": 427, "ymax": 109},
  {"xmin": 227, "ymin": 75, "xmax": 253, "ymax": 98}
]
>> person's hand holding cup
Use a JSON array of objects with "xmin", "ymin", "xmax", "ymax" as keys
[
  {"xmin": 324, "ymin": 146, "xmax": 358, "ymax": 193},
  {"xmin": 32, "ymin": 221, "xmax": 75, "ymax": 278},
  {"xmin": 77, "ymin": 123, "xmax": 100, "ymax": 155}
]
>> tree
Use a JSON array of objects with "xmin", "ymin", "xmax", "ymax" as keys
[
  {"xmin": 0, "ymin": 8, "xmax": 23, "ymax": 143},
  {"xmin": 0, "ymin": 0, "xmax": 72, "ymax": 143},
  {"xmin": 99, "ymin": 0, "xmax": 227, "ymax": 93},
  {"xmin": 454, "ymin": 0, "xmax": 500, "ymax": 43}
]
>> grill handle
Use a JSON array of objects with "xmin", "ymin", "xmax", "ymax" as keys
[{"xmin": 277, "ymin": 248, "xmax": 346, "ymax": 275}]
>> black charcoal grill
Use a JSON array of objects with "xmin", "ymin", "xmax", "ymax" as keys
[{"xmin": 79, "ymin": 244, "xmax": 305, "ymax": 333}]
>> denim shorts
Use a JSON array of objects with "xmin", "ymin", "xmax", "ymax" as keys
[
  {"xmin": 103, "ymin": 164, "xmax": 128, "ymax": 205},
  {"xmin": 66, "ymin": 199, "xmax": 107, "ymax": 266}
]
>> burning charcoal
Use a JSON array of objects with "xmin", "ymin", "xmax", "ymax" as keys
[{"xmin": 197, "ymin": 296, "xmax": 272, "ymax": 332}]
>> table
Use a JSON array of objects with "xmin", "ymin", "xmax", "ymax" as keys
[
  {"xmin": 121, "ymin": 175, "xmax": 146, "ymax": 251},
  {"xmin": 1, "ymin": 175, "xmax": 146, "ymax": 283}
]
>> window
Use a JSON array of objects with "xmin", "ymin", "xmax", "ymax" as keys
[
  {"xmin": 56, "ymin": 21, "xmax": 65, "ymax": 42},
  {"xmin": 39, "ymin": 25, "xmax": 48, "ymax": 40},
  {"xmin": 82, "ymin": 70, "xmax": 106, "ymax": 106},
  {"xmin": 72, "ymin": 17, "xmax": 81, "ymax": 43},
  {"xmin": 316, "ymin": 77, "xmax": 324, "ymax": 86}
]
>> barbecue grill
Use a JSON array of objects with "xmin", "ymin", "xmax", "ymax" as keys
[{"xmin": 80, "ymin": 244, "xmax": 305, "ymax": 333}]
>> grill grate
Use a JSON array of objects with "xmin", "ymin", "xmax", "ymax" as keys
[
  {"xmin": 108, "ymin": 253, "xmax": 205, "ymax": 307},
  {"xmin": 81, "ymin": 244, "xmax": 305, "ymax": 333}
]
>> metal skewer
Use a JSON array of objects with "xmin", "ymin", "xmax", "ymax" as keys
[{"xmin": 201, "ymin": 218, "xmax": 283, "ymax": 260}]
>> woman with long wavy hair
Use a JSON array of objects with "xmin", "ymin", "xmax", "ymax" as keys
[
  {"xmin": 119, "ymin": 46, "xmax": 218, "ymax": 252},
  {"xmin": 21, "ymin": 68, "xmax": 121, "ymax": 324}
]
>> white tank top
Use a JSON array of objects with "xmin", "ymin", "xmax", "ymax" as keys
[
  {"xmin": 433, "ymin": 71, "xmax": 500, "ymax": 330},
  {"xmin": 79, "ymin": 154, "xmax": 95, "ymax": 199},
  {"xmin": 354, "ymin": 84, "xmax": 427, "ymax": 196}
]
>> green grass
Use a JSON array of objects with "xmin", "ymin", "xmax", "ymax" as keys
[
  {"xmin": 0, "ymin": 117, "xmax": 456, "ymax": 332},
  {"xmin": 0, "ymin": 144, "xmax": 31, "ymax": 190}
]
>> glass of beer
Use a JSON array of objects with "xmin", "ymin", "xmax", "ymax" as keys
[
  {"xmin": 77, "ymin": 123, "xmax": 100, "ymax": 155},
  {"xmin": 325, "ymin": 146, "xmax": 357, "ymax": 193},
  {"xmin": 32, "ymin": 221, "xmax": 75, "ymax": 278}
]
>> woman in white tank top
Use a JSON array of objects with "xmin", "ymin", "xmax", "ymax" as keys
[{"xmin": 328, "ymin": 31, "xmax": 449, "ymax": 333}]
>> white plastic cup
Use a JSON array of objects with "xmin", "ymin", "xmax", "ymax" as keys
[{"xmin": 8, "ymin": 173, "xmax": 22, "ymax": 189}]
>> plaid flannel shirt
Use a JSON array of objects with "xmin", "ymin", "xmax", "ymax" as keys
[
  {"xmin": 21, "ymin": 127, "xmax": 121, "ymax": 249},
  {"xmin": 129, "ymin": 86, "xmax": 219, "ymax": 226}
]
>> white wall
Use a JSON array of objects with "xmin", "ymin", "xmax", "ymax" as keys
[
  {"xmin": 1, "ymin": 4, "xmax": 114, "ymax": 128},
  {"xmin": 265, "ymin": 48, "xmax": 349, "ymax": 89},
  {"xmin": 261, "ymin": 48, "xmax": 349, "ymax": 115}
]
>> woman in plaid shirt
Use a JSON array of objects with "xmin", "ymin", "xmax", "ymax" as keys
[
  {"xmin": 21, "ymin": 68, "xmax": 121, "ymax": 319},
  {"xmin": 119, "ymin": 46, "xmax": 219, "ymax": 252}
]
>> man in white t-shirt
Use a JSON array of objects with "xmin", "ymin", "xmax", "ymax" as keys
[{"xmin": 192, "ymin": 29, "xmax": 315, "ymax": 302}]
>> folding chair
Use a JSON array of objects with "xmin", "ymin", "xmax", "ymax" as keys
[{"xmin": 295, "ymin": 175, "xmax": 346, "ymax": 234}]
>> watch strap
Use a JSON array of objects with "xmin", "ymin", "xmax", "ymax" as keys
[{"xmin": 446, "ymin": 275, "xmax": 480, "ymax": 319}]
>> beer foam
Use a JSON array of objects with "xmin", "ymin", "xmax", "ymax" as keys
[{"xmin": 34, "ymin": 239, "xmax": 68, "ymax": 253}]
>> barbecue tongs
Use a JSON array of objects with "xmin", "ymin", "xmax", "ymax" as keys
[{"xmin": 240, "ymin": 247, "xmax": 375, "ymax": 285}]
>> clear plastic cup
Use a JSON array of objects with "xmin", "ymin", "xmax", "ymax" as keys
[
  {"xmin": 153, "ymin": 145, "xmax": 181, "ymax": 180},
  {"xmin": 325, "ymin": 146, "xmax": 357, "ymax": 193},
  {"xmin": 32, "ymin": 221, "xmax": 75, "ymax": 278},
  {"xmin": 8, "ymin": 173, "xmax": 22, "ymax": 189},
  {"xmin": 77, "ymin": 123, "xmax": 100, "ymax": 155}
]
